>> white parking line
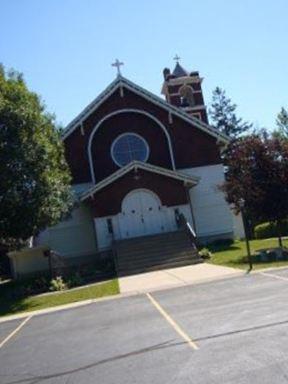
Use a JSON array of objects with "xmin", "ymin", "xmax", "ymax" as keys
[
  {"xmin": 0, "ymin": 315, "xmax": 33, "ymax": 349},
  {"xmin": 260, "ymin": 271, "xmax": 288, "ymax": 282},
  {"xmin": 146, "ymin": 293, "xmax": 198, "ymax": 350}
]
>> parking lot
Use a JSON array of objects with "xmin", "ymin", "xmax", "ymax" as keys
[{"xmin": 1, "ymin": 269, "xmax": 288, "ymax": 383}]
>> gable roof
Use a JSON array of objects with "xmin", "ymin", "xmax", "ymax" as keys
[
  {"xmin": 62, "ymin": 75, "xmax": 230, "ymax": 143},
  {"xmin": 80, "ymin": 161, "xmax": 200, "ymax": 202}
]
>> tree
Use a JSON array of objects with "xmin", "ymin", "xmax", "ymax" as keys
[
  {"xmin": 274, "ymin": 107, "xmax": 288, "ymax": 139},
  {"xmin": 209, "ymin": 87, "xmax": 252, "ymax": 138},
  {"xmin": 0, "ymin": 66, "xmax": 72, "ymax": 250},
  {"xmin": 221, "ymin": 134, "xmax": 288, "ymax": 247}
]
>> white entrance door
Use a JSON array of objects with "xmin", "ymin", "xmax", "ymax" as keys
[{"xmin": 118, "ymin": 189, "xmax": 166, "ymax": 239}]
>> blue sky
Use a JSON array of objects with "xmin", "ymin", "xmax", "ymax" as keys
[{"xmin": 1, "ymin": 0, "xmax": 287, "ymax": 130}]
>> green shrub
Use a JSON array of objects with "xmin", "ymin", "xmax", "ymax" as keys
[
  {"xmin": 254, "ymin": 221, "xmax": 288, "ymax": 239},
  {"xmin": 199, "ymin": 248, "xmax": 212, "ymax": 260},
  {"xmin": 49, "ymin": 276, "xmax": 67, "ymax": 291}
]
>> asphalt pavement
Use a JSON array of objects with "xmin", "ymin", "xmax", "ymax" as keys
[{"xmin": 1, "ymin": 269, "xmax": 288, "ymax": 383}]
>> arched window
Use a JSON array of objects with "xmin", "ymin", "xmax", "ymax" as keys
[
  {"xmin": 111, "ymin": 133, "xmax": 149, "ymax": 167},
  {"xmin": 179, "ymin": 84, "xmax": 195, "ymax": 107}
]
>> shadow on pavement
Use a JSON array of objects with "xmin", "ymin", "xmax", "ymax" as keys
[{"xmin": 4, "ymin": 339, "xmax": 187, "ymax": 384}]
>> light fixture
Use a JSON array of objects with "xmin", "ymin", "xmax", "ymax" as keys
[{"xmin": 133, "ymin": 168, "xmax": 140, "ymax": 181}]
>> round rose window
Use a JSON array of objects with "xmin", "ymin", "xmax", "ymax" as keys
[{"xmin": 111, "ymin": 133, "xmax": 149, "ymax": 167}]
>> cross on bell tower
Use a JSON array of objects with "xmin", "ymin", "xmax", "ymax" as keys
[
  {"xmin": 173, "ymin": 54, "xmax": 181, "ymax": 63},
  {"xmin": 111, "ymin": 59, "xmax": 124, "ymax": 76}
]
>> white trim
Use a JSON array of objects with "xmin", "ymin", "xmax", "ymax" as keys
[
  {"xmin": 110, "ymin": 132, "xmax": 150, "ymax": 167},
  {"xmin": 164, "ymin": 76, "xmax": 203, "ymax": 86},
  {"xmin": 190, "ymin": 112, "xmax": 202, "ymax": 120},
  {"xmin": 80, "ymin": 122, "xmax": 85, "ymax": 135},
  {"xmin": 169, "ymin": 90, "xmax": 203, "ymax": 96},
  {"xmin": 182, "ymin": 105, "xmax": 206, "ymax": 111},
  {"xmin": 121, "ymin": 188, "xmax": 162, "ymax": 209},
  {"xmin": 119, "ymin": 85, "xmax": 124, "ymax": 98},
  {"xmin": 62, "ymin": 76, "xmax": 230, "ymax": 143},
  {"xmin": 80, "ymin": 160, "xmax": 199, "ymax": 202},
  {"xmin": 87, "ymin": 109, "xmax": 176, "ymax": 183}
]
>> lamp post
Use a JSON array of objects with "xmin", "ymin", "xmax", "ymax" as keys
[{"xmin": 239, "ymin": 198, "xmax": 253, "ymax": 271}]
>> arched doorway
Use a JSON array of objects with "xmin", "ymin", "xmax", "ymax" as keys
[{"xmin": 118, "ymin": 189, "xmax": 167, "ymax": 239}]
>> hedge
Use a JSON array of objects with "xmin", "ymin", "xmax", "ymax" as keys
[{"xmin": 254, "ymin": 221, "xmax": 288, "ymax": 239}]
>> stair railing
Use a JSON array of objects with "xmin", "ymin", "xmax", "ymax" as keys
[
  {"xmin": 107, "ymin": 218, "xmax": 120, "ymax": 274},
  {"xmin": 177, "ymin": 212, "xmax": 198, "ymax": 250}
]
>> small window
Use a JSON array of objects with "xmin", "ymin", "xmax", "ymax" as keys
[{"xmin": 111, "ymin": 133, "xmax": 149, "ymax": 167}]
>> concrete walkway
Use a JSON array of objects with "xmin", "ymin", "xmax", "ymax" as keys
[{"xmin": 119, "ymin": 263, "xmax": 242, "ymax": 294}]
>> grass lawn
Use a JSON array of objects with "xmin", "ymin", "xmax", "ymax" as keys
[
  {"xmin": 207, "ymin": 237, "xmax": 288, "ymax": 270},
  {"xmin": 0, "ymin": 279, "xmax": 119, "ymax": 317}
]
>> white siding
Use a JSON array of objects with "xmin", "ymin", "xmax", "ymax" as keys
[
  {"xmin": 182, "ymin": 164, "xmax": 234, "ymax": 238},
  {"xmin": 94, "ymin": 217, "xmax": 115, "ymax": 251},
  {"xmin": 36, "ymin": 204, "xmax": 97, "ymax": 258},
  {"xmin": 8, "ymin": 246, "xmax": 49, "ymax": 278}
]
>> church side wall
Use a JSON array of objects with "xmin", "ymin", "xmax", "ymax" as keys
[
  {"xmin": 36, "ymin": 204, "xmax": 97, "ymax": 259},
  {"xmin": 182, "ymin": 164, "xmax": 234, "ymax": 241}
]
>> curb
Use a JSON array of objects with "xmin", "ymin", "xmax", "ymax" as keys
[
  {"xmin": 252, "ymin": 264, "xmax": 288, "ymax": 274},
  {"xmin": 0, "ymin": 291, "xmax": 139, "ymax": 324},
  {"xmin": 5, "ymin": 264, "xmax": 288, "ymax": 325},
  {"xmin": 0, "ymin": 270, "xmax": 244, "ymax": 324}
]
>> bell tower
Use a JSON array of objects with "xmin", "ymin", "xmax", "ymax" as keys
[{"xmin": 161, "ymin": 56, "xmax": 208, "ymax": 124}]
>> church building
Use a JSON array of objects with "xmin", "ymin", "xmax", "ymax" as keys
[{"xmin": 37, "ymin": 59, "xmax": 243, "ymax": 274}]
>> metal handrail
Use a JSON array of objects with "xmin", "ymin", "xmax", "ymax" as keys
[
  {"xmin": 178, "ymin": 213, "xmax": 197, "ymax": 249},
  {"xmin": 186, "ymin": 221, "xmax": 197, "ymax": 239}
]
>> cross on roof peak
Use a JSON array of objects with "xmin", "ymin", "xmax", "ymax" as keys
[
  {"xmin": 173, "ymin": 54, "xmax": 181, "ymax": 63},
  {"xmin": 111, "ymin": 59, "xmax": 124, "ymax": 76}
]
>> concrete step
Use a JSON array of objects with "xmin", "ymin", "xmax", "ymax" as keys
[
  {"xmin": 116, "ymin": 238, "xmax": 192, "ymax": 253},
  {"xmin": 117, "ymin": 258, "xmax": 202, "ymax": 276},
  {"xmin": 114, "ymin": 232, "xmax": 189, "ymax": 251},
  {"xmin": 116, "ymin": 230, "xmax": 186, "ymax": 241},
  {"xmin": 118, "ymin": 250, "xmax": 198, "ymax": 265},
  {"xmin": 114, "ymin": 229, "xmax": 201, "ymax": 276},
  {"xmin": 117, "ymin": 252, "xmax": 199, "ymax": 270},
  {"xmin": 117, "ymin": 241, "xmax": 193, "ymax": 256},
  {"xmin": 115, "ymin": 233, "xmax": 192, "ymax": 254},
  {"xmin": 117, "ymin": 247, "xmax": 197, "ymax": 263}
]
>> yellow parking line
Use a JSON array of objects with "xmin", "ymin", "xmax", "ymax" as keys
[
  {"xmin": 0, "ymin": 315, "xmax": 33, "ymax": 349},
  {"xmin": 146, "ymin": 293, "xmax": 198, "ymax": 350}
]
